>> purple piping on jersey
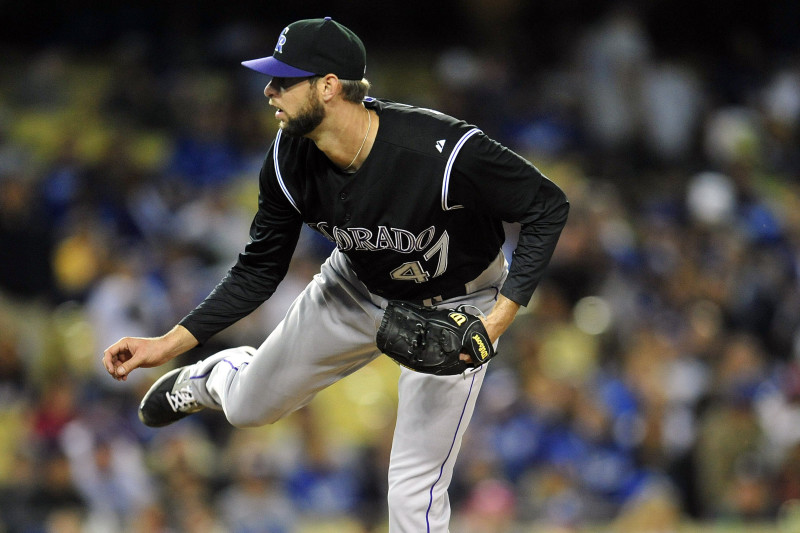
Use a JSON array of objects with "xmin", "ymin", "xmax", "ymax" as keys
[
  {"xmin": 273, "ymin": 129, "xmax": 301, "ymax": 214},
  {"xmin": 441, "ymin": 128, "xmax": 481, "ymax": 211},
  {"xmin": 189, "ymin": 358, "xmax": 242, "ymax": 379},
  {"xmin": 425, "ymin": 366, "xmax": 483, "ymax": 532}
]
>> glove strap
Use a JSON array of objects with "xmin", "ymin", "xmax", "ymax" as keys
[{"xmin": 464, "ymin": 319, "xmax": 494, "ymax": 364}]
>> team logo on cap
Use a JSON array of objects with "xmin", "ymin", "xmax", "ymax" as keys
[{"xmin": 275, "ymin": 27, "xmax": 289, "ymax": 54}]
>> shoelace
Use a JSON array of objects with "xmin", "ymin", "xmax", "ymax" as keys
[{"xmin": 166, "ymin": 387, "xmax": 198, "ymax": 412}]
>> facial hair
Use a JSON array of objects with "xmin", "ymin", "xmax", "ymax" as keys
[{"xmin": 281, "ymin": 89, "xmax": 325, "ymax": 137}]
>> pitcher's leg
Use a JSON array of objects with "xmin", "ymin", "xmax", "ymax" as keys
[
  {"xmin": 387, "ymin": 366, "xmax": 487, "ymax": 532},
  {"xmin": 204, "ymin": 259, "xmax": 385, "ymax": 428}
]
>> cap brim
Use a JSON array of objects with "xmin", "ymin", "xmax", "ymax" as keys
[{"xmin": 241, "ymin": 56, "xmax": 316, "ymax": 77}]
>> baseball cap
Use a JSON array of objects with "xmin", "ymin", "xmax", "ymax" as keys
[{"xmin": 242, "ymin": 17, "xmax": 366, "ymax": 80}]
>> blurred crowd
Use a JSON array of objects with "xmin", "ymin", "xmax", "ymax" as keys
[{"xmin": 2, "ymin": 2, "xmax": 800, "ymax": 532}]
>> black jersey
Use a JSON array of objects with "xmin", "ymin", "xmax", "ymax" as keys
[{"xmin": 181, "ymin": 99, "xmax": 568, "ymax": 344}]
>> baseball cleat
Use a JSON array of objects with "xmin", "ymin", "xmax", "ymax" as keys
[{"xmin": 138, "ymin": 366, "xmax": 205, "ymax": 427}]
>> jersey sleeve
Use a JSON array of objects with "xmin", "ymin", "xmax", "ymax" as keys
[
  {"xmin": 179, "ymin": 147, "xmax": 303, "ymax": 344},
  {"xmin": 451, "ymin": 132, "xmax": 569, "ymax": 306}
]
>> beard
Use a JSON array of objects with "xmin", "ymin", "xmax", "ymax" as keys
[{"xmin": 281, "ymin": 90, "xmax": 326, "ymax": 137}]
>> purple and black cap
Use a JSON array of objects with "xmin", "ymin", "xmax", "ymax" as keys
[{"xmin": 242, "ymin": 17, "xmax": 366, "ymax": 80}]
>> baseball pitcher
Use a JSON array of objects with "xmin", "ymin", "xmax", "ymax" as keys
[{"xmin": 103, "ymin": 17, "xmax": 569, "ymax": 532}]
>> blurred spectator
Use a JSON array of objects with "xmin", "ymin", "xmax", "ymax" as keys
[
  {"xmin": 285, "ymin": 408, "xmax": 361, "ymax": 519},
  {"xmin": 0, "ymin": 322, "xmax": 29, "ymax": 404},
  {"xmin": 457, "ymin": 478, "xmax": 517, "ymax": 533},
  {"xmin": 0, "ymin": 175, "xmax": 57, "ymax": 301},
  {"xmin": 31, "ymin": 377, "xmax": 78, "ymax": 448},
  {"xmin": 25, "ymin": 447, "xmax": 87, "ymax": 532},
  {"xmin": 216, "ymin": 437, "xmax": 298, "ymax": 533},
  {"xmin": 640, "ymin": 60, "xmax": 704, "ymax": 162},
  {"xmin": 694, "ymin": 334, "xmax": 771, "ymax": 519},
  {"xmin": 577, "ymin": 5, "xmax": 651, "ymax": 153},
  {"xmin": 59, "ymin": 406, "xmax": 155, "ymax": 530}
]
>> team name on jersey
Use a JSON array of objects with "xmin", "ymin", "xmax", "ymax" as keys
[{"xmin": 308, "ymin": 222, "xmax": 438, "ymax": 253}]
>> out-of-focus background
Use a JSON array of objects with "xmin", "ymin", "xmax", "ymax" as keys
[{"xmin": 1, "ymin": 1, "xmax": 800, "ymax": 531}]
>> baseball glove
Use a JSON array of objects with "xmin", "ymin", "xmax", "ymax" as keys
[{"xmin": 376, "ymin": 300, "xmax": 496, "ymax": 375}]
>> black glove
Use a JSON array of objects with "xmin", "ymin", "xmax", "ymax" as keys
[{"xmin": 376, "ymin": 300, "xmax": 496, "ymax": 375}]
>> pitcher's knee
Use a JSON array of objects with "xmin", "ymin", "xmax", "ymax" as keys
[{"xmin": 225, "ymin": 412, "xmax": 261, "ymax": 428}]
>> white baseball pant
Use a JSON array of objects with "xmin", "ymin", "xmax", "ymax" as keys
[{"xmin": 194, "ymin": 248, "xmax": 507, "ymax": 532}]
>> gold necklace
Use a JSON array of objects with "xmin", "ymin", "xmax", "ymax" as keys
[{"xmin": 343, "ymin": 108, "xmax": 371, "ymax": 171}]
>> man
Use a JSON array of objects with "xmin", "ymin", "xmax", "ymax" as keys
[{"xmin": 103, "ymin": 17, "xmax": 568, "ymax": 532}]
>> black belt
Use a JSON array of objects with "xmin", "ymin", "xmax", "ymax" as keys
[
  {"xmin": 410, "ymin": 252, "xmax": 505, "ymax": 307},
  {"xmin": 393, "ymin": 252, "xmax": 505, "ymax": 307},
  {"xmin": 409, "ymin": 285, "xmax": 470, "ymax": 307}
]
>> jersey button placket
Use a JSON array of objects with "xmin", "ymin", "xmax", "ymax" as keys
[{"xmin": 338, "ymin": 190, "xmax": 350, "ymax": 224}]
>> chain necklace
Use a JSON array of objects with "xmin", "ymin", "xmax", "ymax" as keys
[{"xmin": 342, "ymin": 108, "xmax": 371, "ymax": 172}]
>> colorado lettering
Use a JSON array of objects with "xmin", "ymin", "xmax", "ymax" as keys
[{"xmin": 308, "ymin": 223, "xmax": 440, "ymax": 253}]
